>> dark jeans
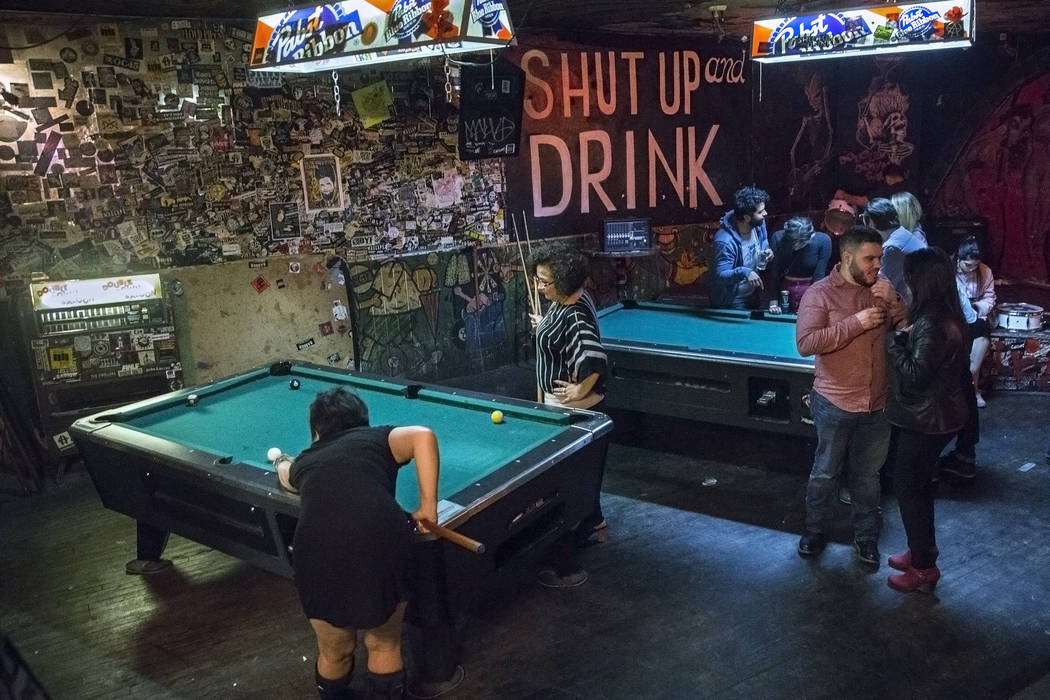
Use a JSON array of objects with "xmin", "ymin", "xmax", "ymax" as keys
[
  {"xmin": 580, "ymin": 397, "xmax": 609, "ymax": 529},
  {"xmin": 581, "ymin": 447, "xmax": 607, "ymax": 531},
  {"xmin": 952, "ymin": 324, "xmax": 985, "ymax": 458},
  {"xmin": 951, "ymin": 376, "xmax": 980, "ymax": 458},
  {"xmin": 804, "ymin": 391, "xmax": 891, "ymax": 542},
  {"xmin": 894, "ymin": 428, "xmax": 953, "ymax": 568},
  {"xmin": 546, "ymin": 399, "xmax": 609, "ymax": 575}
]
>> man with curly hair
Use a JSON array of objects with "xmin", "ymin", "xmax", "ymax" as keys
[{"xmin": 709, "ymin": 186, "xmax": 774, "ymax": 309}]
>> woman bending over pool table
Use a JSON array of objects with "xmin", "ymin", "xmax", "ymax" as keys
[{"xmin": 275, "ymin": 387, "xmax": 439, "ymax": 700}]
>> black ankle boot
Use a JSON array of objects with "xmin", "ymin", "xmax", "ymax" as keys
[
  {"xmin": 365, "ymin": 669, "xmax": 406, "ymax": 700},
  {"xmin": 316, "ymin": 663, "xmax": 357, "ymax": 699}
]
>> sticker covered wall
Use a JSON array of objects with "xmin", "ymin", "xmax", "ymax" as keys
[{"xmin": 0, "ymin": 14, "xmax": 508, "ymax": 293}]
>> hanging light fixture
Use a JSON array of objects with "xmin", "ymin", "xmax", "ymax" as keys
[
  {"xmin": 751, "ymin": 1, "xmax": 974, "ymax": 64},
  {"xmin": 250, "ymin": 0, "xmax": 516, "ymax": 73}
]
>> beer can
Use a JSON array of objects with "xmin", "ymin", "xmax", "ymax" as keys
[{"xmin": 780, "ymin": 290, "xmax": 791, "ymax": 310}]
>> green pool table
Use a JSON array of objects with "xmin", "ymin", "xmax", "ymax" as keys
[
  {"xmin": 70, "ymin": 361, "xmax": 612, "ymax": 682},
  {"xmin": 597, "ymin": 300, "xmax": 815, "ymax": 436}
]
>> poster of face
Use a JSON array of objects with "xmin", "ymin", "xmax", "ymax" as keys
[
  {"xmin": 269, "ymin": 201, "xmax": 301, "ymax": 240},
  {"xmin": 300, "ymin": 154, "xmax": 343, "ymax": 213}
]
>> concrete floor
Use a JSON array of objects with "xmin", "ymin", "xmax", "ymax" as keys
[{"xmin": 2, "ymin": 367, "xmax": 1049, "ymax": 699}]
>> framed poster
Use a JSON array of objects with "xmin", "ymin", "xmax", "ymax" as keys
[
  {"xmin": 269, "ymin": 201, "xmax": 301, "ymax": 240},
  {"xmin": 300, "ymin": 153, "xmax": 344, "ymax": 213}
]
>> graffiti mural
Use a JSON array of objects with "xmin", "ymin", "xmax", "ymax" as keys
[
  {"xmin": 788, "ymin": 70, "xmax": 835, "ymax": 207},
  {"xmin": 835, "ymin": 57, "xmax": 919, "ymax": 196},
  {"xmin": 933, "ymin": 71, "xmax": 1050, "ymax": 282},
  {"xmin": 341, "ymin": 246, "xmax": 527, "ymax": 378}
]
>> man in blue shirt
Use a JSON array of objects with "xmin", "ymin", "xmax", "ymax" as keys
[{"xmin": 709, "ymin": 186, "xmax": 773, "ymax": 309}]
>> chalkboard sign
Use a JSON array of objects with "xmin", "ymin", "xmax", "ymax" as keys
[{"xmin": 458, "ymin": 59, "xmax": 523, "ymax": 160}]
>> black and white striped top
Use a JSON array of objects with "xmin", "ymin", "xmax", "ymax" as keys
[{"xmin": 535, "ymin": 290, "xmax": 608, "ymax": 395}]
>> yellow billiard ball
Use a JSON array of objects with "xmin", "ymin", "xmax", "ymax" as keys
[{"xmin": 491, "ymin": 410, "xmax": 504, "ymax": 424}]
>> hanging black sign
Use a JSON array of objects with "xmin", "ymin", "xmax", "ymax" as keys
[{"xmin": 457, "ymin": 59, "xmax": 524, "ymax": 160}]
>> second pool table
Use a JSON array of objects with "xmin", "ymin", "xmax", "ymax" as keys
[{"xmin": 597, "ymin": 300, "xmax": 815, "ymax": 436}]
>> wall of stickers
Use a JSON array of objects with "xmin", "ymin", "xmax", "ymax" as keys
[
  {"xmin": 0, "ymin": 13, "xmax": 543, "ymax": 382},
  {"xmin": 0, "ymin": 16, "xmax": 511, "ymax": 277}
]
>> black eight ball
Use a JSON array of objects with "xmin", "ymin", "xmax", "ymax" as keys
[{"xmin": 289, "ymin": 379, "xmax": 301, "ymax": 390}]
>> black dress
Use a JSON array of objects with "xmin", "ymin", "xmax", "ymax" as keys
[{"xmin": 289, "ymin": 425, "xmax": 414, "ymax": 628}]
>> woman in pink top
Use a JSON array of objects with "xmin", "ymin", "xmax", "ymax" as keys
[{"xmin": 954, "ymin": 237, "xmax": 996, "ymax": 407}]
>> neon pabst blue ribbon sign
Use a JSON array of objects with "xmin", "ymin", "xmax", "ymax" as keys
[
  {"xmin": 387, "ymin": 0, "xmax": 431, "ymax": 44},
  {"xmin": 897, "ymin": 6, "xmax": 939, "ymax": 39},
  {"xmin": 472, "ymin": 0, "xmax": 505, "ymax": 36},
  {"xmin": 267, "ymin": 5, "xmax": 364, "ymax": 63},
  {"xmin": 769, "ymin": 13, "xmax": 858, "ymax": 55}
]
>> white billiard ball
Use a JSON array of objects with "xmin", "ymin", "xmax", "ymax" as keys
[{"xmin": 267, "ymin": 447, "xmax": 282, "ymax": 463}]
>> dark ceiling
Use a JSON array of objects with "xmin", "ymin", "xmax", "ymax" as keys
[{"xmin": 1, "ymin": 1, "xmax": 1048, "ymax": 38}]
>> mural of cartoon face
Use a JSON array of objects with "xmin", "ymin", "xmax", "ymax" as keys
[
  {"xmin": 804, "ymin": 72, "xmax": 825, "ymax": 114},
  {"xmin": 861, "ymin": 86, "xmax": 909, "ymax": 146},
  {"xmin": 883, "ymin": 110, "xmax": 908, "ymax": 144},
  {"xmin": 1006, "ymin": 111, "xmax": 1033, "ymax": 149},
  {"xmin": 857, "ymin": 81, "xmax": 915, "ymax": 164},
  {"xmin": 318, "ymin": 176, "xmax": 336, "ymax": 198}
]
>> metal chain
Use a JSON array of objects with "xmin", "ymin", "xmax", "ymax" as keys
[
  {"xmin": 332, "ymin": 70, "xmax": 341, "ymax": 116},
  {"xmin": 443, "ymin": 57, "xmax": 453, "ymax": 103}
]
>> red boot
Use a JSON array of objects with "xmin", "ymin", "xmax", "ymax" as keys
[
  {"xmin": 887, "ymin": 546, "xmax": 939, "ymax": 571},
  {"xmin": 887, "ymin": 566, "xmax": 941, "ymax": 593}
]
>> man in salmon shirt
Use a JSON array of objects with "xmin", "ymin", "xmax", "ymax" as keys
[{"xmin": 795, "ymin": 225, "xmax": 905, "ymax": 567}]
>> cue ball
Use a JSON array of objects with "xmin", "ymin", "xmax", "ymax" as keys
[
  {"xmin": 186, "ymin": 394, "xmax": 199, "ymax": 406},
  {"xmin": 491, "ymin": 410, "xmax": 504, "ymax": 424},
  {"xmin": 267, "ymin": 447, "xmax": 282, "ymax": 462},
  {"xmin": 289, "ymin": 379, "xmax": 301, "ymax": 390}
]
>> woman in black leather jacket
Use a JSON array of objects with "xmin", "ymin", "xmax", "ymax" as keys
[{"xmin": 885, "ymin": 247, "xmax": 970, "ymax": 593}]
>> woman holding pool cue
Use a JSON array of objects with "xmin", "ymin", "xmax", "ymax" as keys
[{"xmin": 526, "ymin": 244, "xmax": 610, "ymax": 587}]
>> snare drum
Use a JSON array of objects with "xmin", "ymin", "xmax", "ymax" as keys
[{"xmin": 995, "ymin": 303, "xmax": 1045, "ymax": 331}]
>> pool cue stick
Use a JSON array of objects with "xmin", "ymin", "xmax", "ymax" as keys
[
  {"xmin": 521, "ymin": 212, "xmax": 542, "ymax": 319},
  {"xmin": 532, "ymin": 289, "xmax": 543, "ymax": 404},
  {"xmin": 470, "ymin": 244, "xmax": 482, "ymax": 316},
  {"xmin": 511, "ymin": 214, "xmax": 534, "ymax": 313},
  {"xmin": 512, "ymin": 215, "xmax": 544, "ymax": 403},
  {"xmin": 419, "ymin": 519, "xmax": 485, "ymax": 554},
  {"xmin": 521, "ymin": 210, "xmax": 533, "ymax": 254}
]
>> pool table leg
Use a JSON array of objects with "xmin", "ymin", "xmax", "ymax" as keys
[
  {"xmin": 405, "ymin": 539, "xmax": 462, "ymax": 686},
  {"xmin": 124, "ymin": 521, "xmax": 173, "ymax": 575}
]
